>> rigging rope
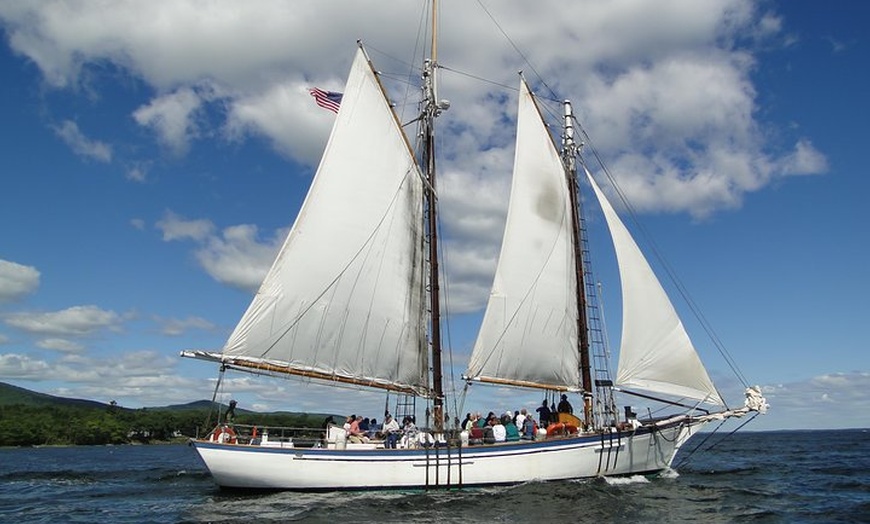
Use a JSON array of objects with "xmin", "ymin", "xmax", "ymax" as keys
[
  {"xmin": 474, "ymin": 0, "xmax": 555, "ymax": 99},
  {"xmin": 422, "ymin": 1, "xmax": 753, "ymax": 395},
  {"xmin": 574, "ymin": 124, "xmax": 750, "ymax": 391},
  {"xmin": 674, "ymin": 412, "xmax": 759, "ymax": 469},
  {"xmin": 431, "ymin": 120, "xmax": 463, "ymax": 428},
  {"xmin": 369, "ymin": 1, "xmax": 755, "ymax": 423}
]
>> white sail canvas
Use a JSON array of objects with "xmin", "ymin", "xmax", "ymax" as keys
[
  {"xmin": 222, "ymin": 49, "xmax": 430, "ymax": 394},
  {"xmin": 585, "ymin": 168, "xmax": 723, "ymax": 406},
  {"xmin": 467, "ymin": 79, "xmax": 581, "ymax": 390}
]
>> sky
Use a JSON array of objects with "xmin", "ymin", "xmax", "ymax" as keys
[{"xmin": 0, "ymin": 0, "xmax": 868, "ymax": 432}]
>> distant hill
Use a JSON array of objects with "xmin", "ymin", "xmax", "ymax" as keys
[
  {"xmin": 0, "ymin": 382, "xmax": 340, "ymax": 446},
  {"xmin": 0, "ymin": 381, "xmax": 113, "ymax": 410},
  {"xmin": 157, "ymin": 399, "xmax": 256, "ymax": 415},
  {"xmin": 157, "ymin": 400, "xmax": 228, "ymax": 411},
  {"xmin": 0, "ymin": 382, "xmax": 333, "ymax": 418},
  {"xmin": 153, "ymin": 399, "xmax": 334, "ymax": 418},
  {"xmin": 0, "ymin": 382, "xmax": 228, "ymax": 413},
  {"xmin": 158, "ymin": 401, "xmax": 334, "ymax": 419}
]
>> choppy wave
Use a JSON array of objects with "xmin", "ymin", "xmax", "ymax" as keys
[
  {"xmin": 602, "ymin": 474, "xmax": 650, "ymax": 485},
  {"xmin": 1, "ymin": 429, "xmax": 868, "ymax": 523}
]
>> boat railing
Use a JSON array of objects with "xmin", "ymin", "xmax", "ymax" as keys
[
  {"xmin": 203, "ymin": 423, "xmax": 326, "ymax": 448},
  {"xmin": 202, "ymin": 422, "xmax": 587, "ymax": 449}
]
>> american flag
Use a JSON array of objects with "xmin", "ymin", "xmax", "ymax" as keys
[{"xmin": 308, "ymin": 87, "xmax": 343, "ymax": 113}]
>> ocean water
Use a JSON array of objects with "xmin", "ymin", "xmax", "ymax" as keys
[{"xmin": 1, "ymin": 429, "xmax": 868, "ymax": 523}]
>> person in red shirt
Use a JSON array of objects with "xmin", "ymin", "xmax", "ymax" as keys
[{"xmin": 348, "ymin": 415, "xmax": 369, "ymax": 443}]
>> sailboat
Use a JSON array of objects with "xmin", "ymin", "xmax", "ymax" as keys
[{"xmin": 181, "ymin": 5, "xmax": 767, "ymax": 491}]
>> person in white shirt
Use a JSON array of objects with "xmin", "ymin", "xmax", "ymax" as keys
[
  {"xmin": 515, "ymin": 408, "xmax": 527, "ymax": 430},
  {"xmin": 492, "ymin": 417, "xmax": 506, "ymax": 442},
  {"xmin": 382, "ymin": 414, "xmax": 400, "ymax": 449}
]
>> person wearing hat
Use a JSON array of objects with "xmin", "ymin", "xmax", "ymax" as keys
[{"xmin": 557, "ymin": 394, "xmax": 573, "ymax": 414}]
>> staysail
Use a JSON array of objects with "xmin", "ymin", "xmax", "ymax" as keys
[
  {"xmin": 584, "ymin": 169, "xmax": 723, "ymax": 405},
  {"xmin": 184, "ymin": 48, "xmax": 430, "ymax": 396},
  {"xmin": 465, "ymin": 79, "xmax": 581, "ymax": 391}
]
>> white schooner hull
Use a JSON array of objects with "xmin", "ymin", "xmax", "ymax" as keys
[{"xmin": 191, "ymin": 422, "xmax": 704, "ymax": 490}]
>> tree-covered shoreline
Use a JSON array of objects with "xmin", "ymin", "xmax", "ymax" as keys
[
  {"xmin": 0, "ymin": 403, "xmax": 330, "ymax": 447},
  {"xmin": 0, "ymin": 382, "xmax": 329, "ymax": 447}
]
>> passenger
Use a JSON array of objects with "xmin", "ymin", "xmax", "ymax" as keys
[
  {"xmin": 367, "ymin": 417, "xmax": 380, "ymax": 439},
  {"xmin": 382, "ymin": 414, "xmax": 400, "ymax": 449},
  {"xmin": 482, "ymin": 422, "xmax": 495, "ymax": 444},
  {"xmin": 348, "ymin": 415, "xmax": 369, "ymax": 443},
  {"xmin": 492, "ymin": 416, "xmax": 506, "ymax": 443},
  {"xmin": 469, "ymin": 422, "xmax": 484, "ymax": 445},
  {"xmin": 504, "ymin": 415, "xmax": 520, "ymax": 442},
  {"xmin": 557, "ymin": 394, "xmax": 574, "ymax": 414},
  {"xmin": 521, "ymin": 415, "xmax": 536, "ymax": 440},
  {"xmin": 401, "ymin": 416, "xmax": 419, "ymax": 448},
  {"xmin": 225, "ymin": 399, "xmax": 237, "ymax": 424},
  {"xmin": 536, "ymin": 400, "xmax": 551, "ymax": 426},
  {"xmin": 515, "ymin": 408, "xmax": 527, "ymax": 430},
  {"xmin": 461, "ymin": 413, "xmax": 472, "ymax": 431},
  {"xmin": 321, "ymin": 416, "xmax": 335, "ymax": 446}
]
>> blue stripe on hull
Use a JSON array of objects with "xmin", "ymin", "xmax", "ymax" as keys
[{"xmin": 193, "ymin": 427, "xmax": 653, "ymax": 461}]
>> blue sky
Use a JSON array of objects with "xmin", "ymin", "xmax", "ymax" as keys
[{"xmin": 0, "ymin": 1, "xmax": 867, "ymax": 431}]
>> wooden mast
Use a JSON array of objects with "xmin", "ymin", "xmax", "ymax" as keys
[
  {"xmin": 424, "ymin": 0, "xmax": 445, "ymax": 432},
  {"xmin": 562, "ymin": 100, "xmax": 594, "ymax": 428}
]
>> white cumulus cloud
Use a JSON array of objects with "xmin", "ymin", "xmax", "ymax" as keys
[
  {"xmin": 0, "ymin": 259, "xmax": 40, "ymax": 302},
  {"xmin": 36, "ymin": 338, "xmax": 85, "ymax": 353},
  {"xmin": 157, "ymin": 315, "xmax": 217, "ymax": 336},
  {"xmin": 753, "ymin": 372, "xmax": 870, "ymax": 430},
  {"xmin": 156, "ymin": 210, "xmax": 284, "ymax": 292},
  {"xmin": 51, "ymin": 120, "xmax": 112, "ymax": 162},
  {"xmin": 156, "ymin": 210, "xmax": 215, "ymax": 242},
  {"xmin": 0, "ymin": 0, "xmax": 827, "ymax": 219},
  {"xmin": 132, "ymin": 87, "xmax": 202, "ymax": 156},
  {"xmin": 4, "ymin": 305, "xmax": 124, "ymax": 336}
]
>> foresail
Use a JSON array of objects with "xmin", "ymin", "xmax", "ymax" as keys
[
  {"xmin": 465, "ymin": 79, "xmax": 581, "ymax": 391},
  {"xmin": 214, "ymin": 48, "xmax": 429, "ymax": 396},
  {"xmin": 584, "ymin": 169, "xmax": 723, "ymax": 406}
]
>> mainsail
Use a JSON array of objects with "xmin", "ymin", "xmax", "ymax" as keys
[
  {"xmin": 184, "ymin": 48, "xmax": 430, "ymax": 396},
  {"xmin": 466, "ymin": 77, "xmax": 723, "ymax": 406},
  {"xmin": 584, "ymin": 169, "xmax": 723, "ymax": 406},
  {"xmin": 465, "ymin": 79, "xmax": 581, "ymax": 391}
]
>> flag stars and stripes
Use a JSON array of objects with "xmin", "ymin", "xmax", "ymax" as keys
[{"xmin": 309, "ymin": 87, "xmax": 343, "ymax": 113}]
